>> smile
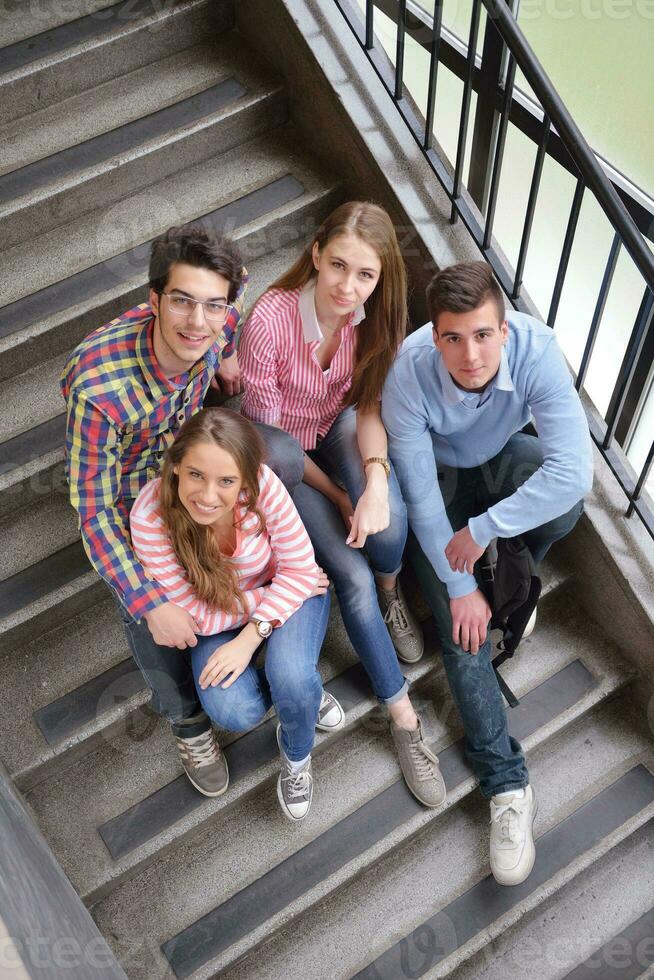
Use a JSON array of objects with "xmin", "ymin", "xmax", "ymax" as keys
[
  {"xmin": 178, "ymin": 331, "xmax": 210, "ymax": 344},
  {"xmin": 192, "ymin": 501, "xmax": 219, "ymax": 513}
]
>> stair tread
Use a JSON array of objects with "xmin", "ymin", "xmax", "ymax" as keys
[
  {"xmin": 0, "ymin": 39, "xmax": 251, "ymax": 179},
  {"xmin": 1, "ymin": 0, "xmax": 117, "ymax": 51},
  {"xmin": 0, "ymin": 122, "xmax": 337, "ymax": 318},
  {"xmin": 93, "ymin": 688, "xmax": 653, "ymax": 980},
  {"xmin": 25, "ymin": 589, "xmax": 629, "ymax": 907}
]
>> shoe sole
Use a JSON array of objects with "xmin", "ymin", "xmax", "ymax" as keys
[
  {"xmin": 404, "ymin": 778, "xmax": 447, "ymax": 809},
  {"xmin": 276, "ymin": 773, "xmax": 311, "ymax": 821},
  {"xmin": 491, "ymin": 795, "xmax": 539, "ymax": 886},
  {"xmin": 395, "ymin": 649, "xmax": 425, "ymax": 665},
  {"xmin": 315, "ymin": 710, "xmax": 345, "ymax": 732}
]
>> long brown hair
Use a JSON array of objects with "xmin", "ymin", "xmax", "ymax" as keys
[
  {"xmin": 160, "ymin": 409, "xmax": 265, "ymax": 614},
  {"xmin": 271, "ymin": 201, "xmax": 408, "ymax": 411}
]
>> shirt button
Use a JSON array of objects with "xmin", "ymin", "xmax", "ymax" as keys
[
  {"xmin": 183, "ymin": 396, "xmax": 191, "ymax": 405},
  {"xmin": 177, "ymin": 413, "xmax": 185, "ymax": 423}
]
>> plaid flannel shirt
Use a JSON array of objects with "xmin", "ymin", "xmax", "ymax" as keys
[{"xmin": 61, "ymin": 277, "xmax": 246, "ymax": 619}]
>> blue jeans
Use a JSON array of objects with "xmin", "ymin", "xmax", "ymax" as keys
[
  {"xmin": 408, "ymin": 432, "xmax": 584, "ymax": 798},
  {"xmin": 291, "ymin": 408, "xmax": 409, "ymax": 705},
  {"xmin": 191, "ymin": 594, "xmax": 330, "ymax": 762}
]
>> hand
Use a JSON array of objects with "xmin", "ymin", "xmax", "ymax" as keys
[
  {"xmin": 334, "ymin": 487, "xmax": 355, "ymax": 533},
  {"xmin": 211, "ymin": 352, "xmax": 242, "ymax": 397},
  {"xmin": 450, "ymin": 589, "xmax": 492, "ymax": 655},
  {"xmin": 198, "ymin": 626, "xmax": 260, "ymax": 690},
  {"xmin": 346, "ymin": 481, "xmax": 390, "ymax": 549},
  {"xmin": 144, "ymin": 603, "xmax": 200, "ymax": 649},
  {"xmin": 445, "ymin": 525, "xmax": 485, "ymax": 574},
  {"xmin": 309, "ymin": 567, "xmax": 330, "ymax": 597}
]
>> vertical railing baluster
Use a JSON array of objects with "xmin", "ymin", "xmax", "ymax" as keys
[
  {"xmin": 451, "ymin": 0, "xmax": 482, "ymax": 224},
  {"xmin": 627, "ymin": 438, "xmax": 654, "ymax": 517},
  {"xmin": 482, "ymin": 53, "xmax": 516, "ymax": 250},
  {"xmin": 576, "ymin": 233, "xmax": 621, "ymax": 392},
  {"xmin": 547, "ymin": 176, "xmax": 585, "ymax": 328},
  {"xmin": 365, "ymin": 0, "xmax": 374, "ymax": 50},
  {"xmin": 424, "ymin": 0, "xmax": 444, "ymax": 150},
  {"xmin": 512, "ymin": 115, "xmax": 551, "ymax": 299},
  {"xmin": 395, "ymin": 0, "xmax": 407, "ymax": 101},
  {"xmin": 603, "ymin": 286, "xmax": 654, "ymax": 449}
]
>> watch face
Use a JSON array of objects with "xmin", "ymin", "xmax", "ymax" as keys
[{"xmin": 257, "ymin": 621, "xmax": 272, "ymax": 637}]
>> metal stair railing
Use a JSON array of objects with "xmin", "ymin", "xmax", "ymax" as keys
[{"xmin": 331, "ymin": 0, "xmax": 654, "ymax": 538}]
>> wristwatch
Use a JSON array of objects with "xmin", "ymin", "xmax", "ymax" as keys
[
  {"xmin": 252, "ymin": 619, "xmax": 273, "ymax": 639},
  {"xmin": 364, "ymin": 456, "xmax": 390, "ymax": 479}
]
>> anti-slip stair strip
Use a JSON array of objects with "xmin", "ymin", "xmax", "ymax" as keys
[
  {"xmin": 0, "ymin": 415, "xmax": 65, "ymax": 475},
  {"xmin": 0, "ymin": 173, "xmax": 305, "ymax": 341},
  {"xmin": 0, "ymin": 0, "xmax": 164, "ymax": 75},
  {"xmin": 0, "ymin": 78, "xmax": 247, "ymax": 205},
  {"xmin": 0, "ymin": 540, "xmax": 89, "ymax": 621},
  {"xmin": 159, "ymin": 658, "xmax": 598, "ymax": 978},
  {"xmin": 353, "ymin": 774, "xmax": 654, "ymax": 980},
  {"xmin": 562, "ymin": 906, "xmax": 654, "ymax": 980},
  {"xmin": 98, "ymin": 661, "xmax": 374, "ymax": 860},
  {"xmin": 33, "ymin": 658, "xmax": 145, "ymax": 747}
]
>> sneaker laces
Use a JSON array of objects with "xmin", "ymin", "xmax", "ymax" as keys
[
  {"xmin": 492, "ymin": 801, "xmax": 522, "ymax": 844},
  {"xmin": 408, "ymin": 738, "xmax": 438, "ymax": 782},
  {"xmin": 282, "ymin": 768, "xmax": 313, "ymax": 799},
  {"xmin": 176, "ymin": 730, "xmax": 221, "ymax": 769},
  {"xmin": 382, "ymin": 591, "xmax": 412, "ymax": 637}
]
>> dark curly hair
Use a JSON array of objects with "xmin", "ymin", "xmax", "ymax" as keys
[
  {"xmin": 427, "ymin": 261, "xmax": 505, "ymax": 331},
  {"xmin": 149, "ymin": 223, "xmax": 244, "ymax": 303}
]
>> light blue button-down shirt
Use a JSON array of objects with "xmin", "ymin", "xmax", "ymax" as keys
[{"xmin": 381, "ymin": 313, "xmax": 594, "ymax": 599}]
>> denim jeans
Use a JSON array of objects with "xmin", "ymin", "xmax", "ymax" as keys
[
  {"xmin": 407, "ymin": 432, "xmax": 584, "ymax": 798},
  {"xmin": 111, "ymin": 590, "xmax": 210, "ymax": 738},
  {"xmin": 191, "ymin": 593, "xmax": 330, "ymax": 762},
  {"xmin": 264, "ymin": 407, "xmax": 410, "ymax": 705}
]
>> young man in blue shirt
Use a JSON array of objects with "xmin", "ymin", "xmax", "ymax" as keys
[{"xmin": 382, "ymin": 261, "xmax": 593, "ymax": 885}]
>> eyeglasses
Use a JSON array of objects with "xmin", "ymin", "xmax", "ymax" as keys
[{"xmin": 163, "ymin": 293, "xmax": 233, "ymax": 324}]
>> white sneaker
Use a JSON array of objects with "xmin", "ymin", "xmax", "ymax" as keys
[
  {"xmin": 489, "ymin": 784, "xmax": 537, "ymax": 885},
  {"xmin": 522, "ymin": 605, "xmax": 537, "ymax": 639}
]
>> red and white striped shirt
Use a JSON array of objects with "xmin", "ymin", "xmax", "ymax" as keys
[
  {"xmin": 239, "ymin": 282, "xmax": 365, "ymax": 449},
  {"xmin": 130, "ymin": 465, "xmax": 320, "ymax": 635}
]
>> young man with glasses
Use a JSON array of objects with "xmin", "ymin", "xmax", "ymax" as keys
[
  {"xmin": 382, "ymin": 261, "xmax": 593, "ymax": 886},
  {"xmin": 61, "ymin": 223, "xmax": 301, "ymax": 796}
]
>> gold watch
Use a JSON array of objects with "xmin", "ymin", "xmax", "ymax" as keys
[{"xmin": 364, "ymin": 456, "xmax": 390, "ymax": 479}]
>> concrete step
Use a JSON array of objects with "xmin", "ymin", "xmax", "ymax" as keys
[
  {"xmin": 0, "ymin": 34, "xmax": 287, "ymax": 250},
  {"xmin": 24, "ymin": 588, "xmax": 626, "ymax": 908},
  {"xmin": 212, "ymin": 696, "xmax": 654, "ymax": 980},
  {"xmin": 439, "ymin": 818, "xmax": 654, "ymax": 980},
  {"xmin": 88, "ymin": 660, "xmax": 647, "ymax": 979},
  {"xmin": 0, "ymin": 127, "xmax": 341, "ymax": 382},
  {"xmin": 0, "ymin": 549, "xmax": 566, "ymax": 795},
  {"xmin": 0, "ymin": 489, "xmax": 78, "ymax": 584},
  {"xmin": 1, "ymin": 0, "xmax": 118, "ymax": 49},
  {"xmin": 0, "ymin": 0, "xmax": 233, "ymax": 127}
]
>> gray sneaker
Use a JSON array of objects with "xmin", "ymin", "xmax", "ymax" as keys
[
  {"xmin": 391, "ymin": 718, "xmax": 446, "ymax": 808},
  {"xmin": 377, "ymin": 580, "xmax": 424, "ymax": 663},
  {"xmin": 276, "ymin": 724, "xmax": 313, "ymax": 821},
  {"xmin": 174, "ymin": 727, "xmax": 229, "ymax": 798},
  {"xmin": 316, "ymin": 690, "xmax": 345, "ymax": 732}
]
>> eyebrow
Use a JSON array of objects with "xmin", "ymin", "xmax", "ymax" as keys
[
  {"xmin": 438, "ymin": 326, "xmax": 495, "ymax": 338},
  {"xmin": 169, "ymin": 287, "xmax": 228, "ymax": 302},
  {"xmin": 331, "ymin": 255, "xmax": 380, "ymax": 275},
  {"xmin": 183, "ymin": 464, "xmax": 239, "ymax": 479}
]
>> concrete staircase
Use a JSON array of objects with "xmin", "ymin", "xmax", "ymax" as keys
[{"xmin": 1, "ymin": 2, "xmax": 653, "ymax": 979}]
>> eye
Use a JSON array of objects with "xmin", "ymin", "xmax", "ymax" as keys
[
  {"xmin": 220, "ymin": 478, "xmax": 235, "ymax": 486},
  {"xmin": 206, "ymin": 303, "xmax": 226, "ymax": 314},
  {"xmin": 188, "ymin": 470, "xmax": 202, "ymax": 479},
  {"xmin": 331, "ymin": 261, "xmax": 345, "ymax": 270},
  {"xmin": 360, "ymin": 271, "xmax": 375, "ymax": 280},
  {"xmin": 173, "ymin": 296, "xmax": 191, "ymax": 307}
]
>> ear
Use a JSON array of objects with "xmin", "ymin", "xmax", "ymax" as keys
[
  {"xmin": 173, "ymin": 464, "xmax": 179, "ymax": 476},
  {"xmin": 311, "ymin": 241, "xmax": 321, "ymax": 272},
  {"xmin": 500, "ymin": 319, "xmax": 509, "ymax": 344},
  {"xmin": 149, "ymin": 288, "xmax": 160, "ymax": 317},
  {"xmin": 432, "ymin": 324, "xmax": 441, "ymax": 351}
]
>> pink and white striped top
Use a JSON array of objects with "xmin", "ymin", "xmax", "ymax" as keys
[
  {"xmin": 239, "ymin": 282, "xmax": 365, "ymax": 450},
  {"xmin": 129, "ymin": 464, "xmax": 320, "ymax": 635}
]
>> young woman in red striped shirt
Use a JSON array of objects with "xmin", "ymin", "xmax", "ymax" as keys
[
  {"xmin": 239, "ymin": 201, "xmax": 445, "ymax": 808},
  {"xmin": 130, "ymin": 408, "xmax": 344, "ymax": 821}
]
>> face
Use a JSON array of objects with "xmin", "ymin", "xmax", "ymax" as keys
[
  {"xmin": 433, "ymin": 299, "xmax": 508, "ymax": 392},
  {"xmin": 312, "ymin": 233, "xmax": 382, "ymax": 320},
  {"xmin": 150, "ymin": 262, "xmax": 231, "ymax": 376},
  {"xmin": 173, "ymin": 441, "xmax": 243, "ymax": 527}
]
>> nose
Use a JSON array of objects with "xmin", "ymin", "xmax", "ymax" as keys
[
  {"xmin": 188, "ymin": 301, "xmax": 206, "ymax": 330},
  {"xmin": 462, "ymin": 340, "xmax": 478, "ymax": 365}
]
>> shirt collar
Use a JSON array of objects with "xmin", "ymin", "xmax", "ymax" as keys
[
  {"xmin": 298, "ymin": 280, "xmax": 365, "ymax": 343},
  {"xmin": 437, "ymin": 345, "xmax": 514, "ymax": 405}
]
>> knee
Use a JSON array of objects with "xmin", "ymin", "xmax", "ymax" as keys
[
  {"xmin": 332, "ymin": 560, "xmax": 377, "ymax": 610},
  {"xmin": 198, "ymin": 686, "xmax": 267, "ymax": 734},
  {"xmin": 261, "ymin": 427, "xmax": 304, "ymax": 491}
]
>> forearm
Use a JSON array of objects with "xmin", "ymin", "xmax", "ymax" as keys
[
  {"xmin": 356, "ymin": 406, "xmax": 389, "ymax": 497},
  {"xmin": 302, "ymin": 453, "xmax": 344, "ymax": 504}
]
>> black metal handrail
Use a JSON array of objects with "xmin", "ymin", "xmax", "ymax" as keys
[{"xmin": 332, "ymin": 0, "xmax": 654, "ymax": 538}]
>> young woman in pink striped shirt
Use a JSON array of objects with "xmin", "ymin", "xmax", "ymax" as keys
[
  {"xmin": 130, "ymin": 408, "xmax": 344, "ymax": 821},
  {"xmin": 239, "ymin": 202, "xmax": 445, "ymax": 808}
]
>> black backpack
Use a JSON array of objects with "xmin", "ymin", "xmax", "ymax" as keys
[{"xmin": 479, "ymin": 537, "xmax": 541, "ymax": 707}]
